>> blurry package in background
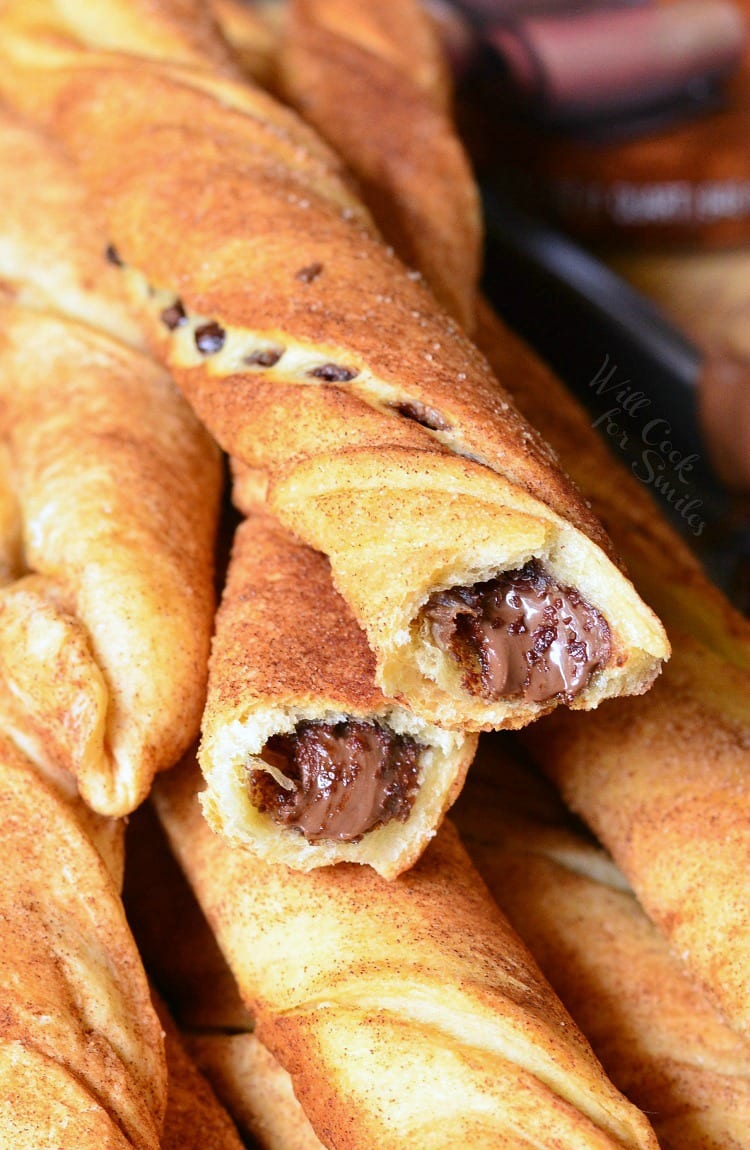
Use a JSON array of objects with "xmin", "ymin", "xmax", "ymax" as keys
[{"xmin": 443, "ymin": 0, "xmax": 750, "ymax": 247}]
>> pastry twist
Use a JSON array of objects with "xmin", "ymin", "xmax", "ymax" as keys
[
  {"xmin": 0, "ymin": 2, "xmax": 669, "ymax": 732},
  {"xmin": 154, "ymin": 755, "xmax": 660, "ymax": 1150},
  {"xmin": 278, "ymin": 0, "xmax": 482, "ymax": 330},
  {"xmin": 0, "ymin": 734, "xmax": 165, "ymax": 1148},
  {"xmin": 200, "ymin": 510, "xmax": 476, "ymax": 877},
  {"xmin": 0, "ymin": 110, "xmax": 221, "ymax": 815},
  {"xmin": 456, "ymin": 743, "xmax": 750, "ymax": 1150}
]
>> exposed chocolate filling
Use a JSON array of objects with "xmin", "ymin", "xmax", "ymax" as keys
[
  {"xmin": 423, "ymin": 560, "xmax": 611, "ymax": 704},
  {"xmin": 244, "ymin": 347, "xmax": 283, "ymax": 368},
  {"xmin": 296, "ymin": 262, "xmax": 323, "ymax": 283},
  {"xmin": 391, "ymin": 400, "xmax": 450, "ymax": 431},
  {"xmin": 161, "ymin": 300, "xmax": 187, "ymax": 330},
  {"xmin": 307, "ymin": 363, "xmax": 358, "ymax": 382},
  {"xmin": 195, "ymin": 321, "xmax": 226, "ymax": 355},
  {"xmin": 250, "ymin": 720, "xmax": 422, "ymax": 843}
]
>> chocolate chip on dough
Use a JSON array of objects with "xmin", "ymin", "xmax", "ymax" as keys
[
  {"xmin": 296, "ymin": 262, "xmax": 323, "ymax": 283},
  {"xmin": 244, "ymin": 348, "xmax": 283, "ymax": 367},
  {"xmin": 308, "ymin": 363, "xmax": 357, "ymax": 382},
  {"xmin": 160, "ymin": 301, "xmax": 187, "ymax": 330},
  {"xmin": 195, "ymin": 322, "xmax": 226, "ymax": 355}
]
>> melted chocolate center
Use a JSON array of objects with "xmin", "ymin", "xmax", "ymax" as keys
[
  {"xmin": 250, "ymin": 720, "xmax": 422, "ymax": 843},
  {"xmin": 423, "ymin": 560, "xmax": 611, "ymax": 704}
]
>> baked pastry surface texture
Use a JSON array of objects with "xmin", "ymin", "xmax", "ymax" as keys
[
  {"xmin": 0, "ymin": 109, "xmax": 221, "ymax": 816},
  {"xmin": 278, "ymin": 0, "xmax": 482, "ymax": 331},
  {"xmin": 0, "ymin": 734, "xmax": 165, "ymax": 1149},
  {"xmin": 154, "ymin": 754, "xmax": 660, "ymax": 1150},
  {"xmin": 472, "ymin": 303, "xmax": 750, "ymax": 1040},
  {"xmin": 0, "ymin": 0, "xmax": 669, "ymax": 736},
  {"xmin": 455, "ymin": 742, "xmax": 750, "ymax": 1150},
  {"xmin": 201, "ymin": 510, "xmax": 477, "ymax": 877}
]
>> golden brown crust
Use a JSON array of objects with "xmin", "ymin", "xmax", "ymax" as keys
[
  {"xmin": 455, "ymin": 745, "xmax": 750, "ymax": 1150},
  {"xmin": 280, "ymin": 0, "xmax": 482, "ymax": 330},
  {"xmin": 0, "ymin": 111, "xmax": 221, "ymax": 815},
  {"xmin": 0, "ymin": 304, "xmax": 220, "ymax": 814},
  {"xmin": 200, "ymin": 510, "xmax": 476, "ymax": 877},
  {"xmin": 154, "ymin": 755, "xmax": 660, "ymax": 1150},
  {"xmin": 523, "ymin": 635, "xmax": 750, "ymax": 1037},
  {"xmin": 211, "ymin": 512, "xmax": 385, "ymax": 715},
  {"xmin": 0, "ymin": 111, "xmax": 144, "ymax": 348},
  {"xmin": 0, "ymin": 734, "xmax": 165, "ymax": 1148}
]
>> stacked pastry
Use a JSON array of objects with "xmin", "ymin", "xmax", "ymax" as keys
[
  {"xmin": 276, "ymin": 0, "xmax": 750, "ymax": 1052},
  {"xmin": 0, "ymin": 0, "xmax": 669, "ymax": 881},
  {"xmin": 0, "ymin": 1, "xmax": 675, "ymax": 1146},
  {"xmin": 0, "ymin": 0, "xmax": 744, "ymax": 1146}
]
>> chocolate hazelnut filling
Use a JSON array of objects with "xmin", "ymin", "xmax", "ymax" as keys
[
  {"xmin": 250, "ymin": 720, "xmax": 422, "ymax": 843},
  {"xmin": 307, "ymin": 363, "xmax": 358, "ymax": 382},
  {"xmin": 160, "ymin": 300, "xmax": 187, "ymax": 330},
  {"xmin": 391, "ymin": 400, "xmax": 450, "ymax": 431},
  {"xmin": 194, "ymin": 321, "xmax": 226, "ymax": 355},
  {"xmin": 423, "ymin": 560, "xmax": 611, "ymax": 704},
  {"xmin": 244, "ymin": 347, "xmax": 283, "ymax": 368}
]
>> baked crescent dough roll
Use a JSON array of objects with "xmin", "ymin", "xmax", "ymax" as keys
[
  {"xmin": 154, "ymin": 755, "xmax": 660, "ymax": 1149},
  {"xmin": 0, "ymin": 734, "xmax": 165, "ymax": 1149},
  {"xmin": 0, "ymin": 111, "xmax": 221, "ymax": 815},
  {"xmin": 0, "ymin": 10, "xmax": 669, "ymax": 731},
  {"xmin": 0, "ymin": 304, "xmax": 220, "ymax": 814},
  {"xmin": 200, "ymin": 510, "xmax": 476, "ymax": 877},
  {"xmin": 124, "ymin": 802, "xmax": 324, "ymax": 1148},
  {"xmin": 471, "ymin": 302, "xmax": 750, "ymax": 1037},
  {"xmin": 455, "ymin": 744, "xmax": 750, "ymax": 1150},
  {"xmin": 278, "ymin": 0, "xmax": 482, "ymax": 330}
]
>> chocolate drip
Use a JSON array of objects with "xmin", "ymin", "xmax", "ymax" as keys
[
  {"xmin": 250, "ymin": 720, "xmax": 422, "ymax": 842},
  {"xmin": 424, "ymin": 560, "xmax": 610, "ymax": 704}
]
